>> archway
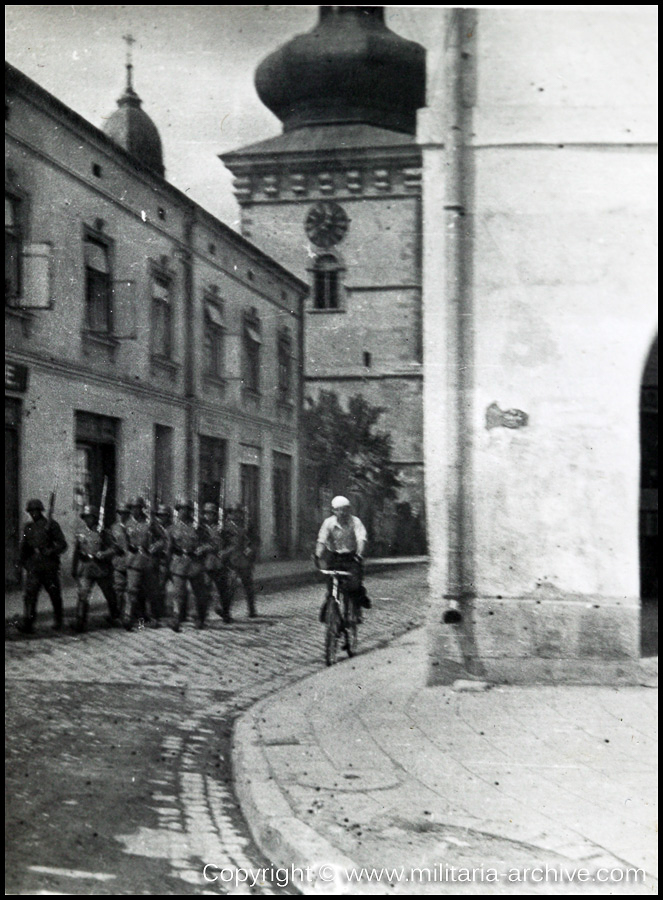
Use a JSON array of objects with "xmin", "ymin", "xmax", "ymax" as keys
[{"xmin": 640, "ymin": 335, "xmax": 658, "ymax": 656}]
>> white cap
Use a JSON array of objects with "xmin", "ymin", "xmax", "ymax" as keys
[{"xmin": 331, "ymin": 495, "xmax": 351, "ymax": 510}]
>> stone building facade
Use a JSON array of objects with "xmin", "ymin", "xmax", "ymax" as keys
[{"xmin": 5, "ymin": 61, "xmax": 307, "ymax": 584}]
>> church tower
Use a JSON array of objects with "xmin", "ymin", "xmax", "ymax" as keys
[{"xmin": 222, "ymin": 7, "xmax": 427, "ymax": 533}]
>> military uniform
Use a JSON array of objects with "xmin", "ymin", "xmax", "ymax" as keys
[
  {"xmin": 123, "ymin": 502, "xmax": 153, "ymax": 630},
  {"xmin": 72, "ymin": 509, "xmax": 119, "ymax": 632},
  {"xmin": 200, "ymin": 511, "xmax": 234, "ymax": 623},
  {"xmin": 148, "ymin": 510, "xmax": 171, "ymax": 624},
  {"xmin": 223, "ymin": 510, "xmax": 258, "ymax": 618},
  {"xmin": 110, "ymin": 510, "xmax": 131, "ymax": 620},
  {"xmin": 18, "ymin": 500, "xmax": 68, "ymax": 633},
  {"xmin": 167, "ymin": 508, "xmax": 209, "ymax": 631}
]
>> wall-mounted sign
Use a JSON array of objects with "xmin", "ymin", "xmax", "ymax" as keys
[{"xmin": 5, "ymin": 361, "xmax": 29, "ymax": 392}]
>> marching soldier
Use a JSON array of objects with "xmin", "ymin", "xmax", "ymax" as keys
[
  {"xmin": 110, "ymin": 501, "xmax": 131, "ymax": 621},
  {"xmin": 147, "ymin": 504, "xmax": 172, "ymax": 627},
  {"xmin": 71, "ymin": 505, "xmax": 119, "ymax": 632},
  {"xmin": 224, "ymin": 507, "xmax": 259, "ymax": 619},
  {"xmin": 18, "ymin": 498, "xmax": 68, "ymax": 634},
  {"xmin": 123, "ymin": 497, "xmax": 153, "ymax": 631},
  {"xmin": 200, "ymin": 502, "xmax": 234, "ymax": 624},
  {"xmin": 167, "ymin": 499, "xmax": 209, "ymax": 632}
]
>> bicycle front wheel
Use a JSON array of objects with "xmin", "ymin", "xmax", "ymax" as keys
[{"xmin": 325, "ymin": 601, "xmax": 341, "ymax": 667}]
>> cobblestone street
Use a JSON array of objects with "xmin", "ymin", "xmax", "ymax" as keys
[{"xmin": 5, "ymin": 566, "xmax": 427, "ymax": 895}]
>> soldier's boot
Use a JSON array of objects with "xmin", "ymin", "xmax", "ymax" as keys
[
  {"xmin": 170, "ymin": 597, "xmax": 185, "ymax": 633},
  {"xmin": 17, "ymin": 616, "xmax": 35, "ymax": 635},
  {"xmin": 247, "ymin": 589, "xmax": 258, "ymax": 619},
  {"xmin": 46, "ymin": 581, "xmax": 64, "ymax": 630},
  {"xmin": 123, "ymin": 594, "xmax": 138, "ymax": 631},
  {"xmin": 74, "ymin": 598, "xmax": 89, "ymax": 633},
  {"xmin": 18, "ymin": 593, "xmax": 38, "ymax": 634}
]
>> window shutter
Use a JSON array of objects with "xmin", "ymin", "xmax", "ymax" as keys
[
  {"xmin": 206, "ymin": 302, "xmax": 225, "ymax": 328},
  {"xmin": 16, "ymin": 243, "xmax": 52, "ymax": 309},
  {"xmin": 245, "ymin": 323, "xmax": 262, "ymax": 344}
]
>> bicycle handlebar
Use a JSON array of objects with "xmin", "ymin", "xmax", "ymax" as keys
[{"xmin": 317, "ymin": 569, "xmax": 352, "ymax": 577}]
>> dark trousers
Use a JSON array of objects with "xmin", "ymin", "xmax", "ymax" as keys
[
  {"xmin": 125, "ymin": 565, "xmax": 163, "ymax": 624},
  {"xmin": 171, "ymin": 573, "xmax": 209, "ymax": 626},
  {"xmin": 23, "ymin": 566, "xmax": 63, "ymax": 629},
  {"xmin": 232, "ymin": 565, "xmax": 257, "ymax": 616},
  {"xmin": 76, "ymin": 573, "xmax": 118, "ymax": 629},
  {"xmin": 326, "ymin": 552, "xmax": 362, "ymax": 593},
  {"xmin": 209, "ymin": 568, "xmax": 234, "ymax": 620}
]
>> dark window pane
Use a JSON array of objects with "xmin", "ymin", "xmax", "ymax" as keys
[{"xmin": 85, "ymin": 239, "xmax": 111, "ymax": 332}]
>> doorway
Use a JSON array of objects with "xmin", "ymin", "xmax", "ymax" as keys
[
  {"xmin": 74, "ymin": 412, "xmax": 118, "ymax": 525},
  {"xmin": 273, "ymin": 452, "xmax": 292, "ymax": 558},
  {"xmin": 198, "ymin": 435, "xmax": 227, "ymax": 508}
]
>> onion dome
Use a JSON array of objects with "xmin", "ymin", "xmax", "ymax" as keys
[
  {"xmin": 255, "ymin": 6, "xmax": 426, "ymax": 136},
  {"xmin": 103, "ymin": 41, "xmax": 164, "ymax": 177}
]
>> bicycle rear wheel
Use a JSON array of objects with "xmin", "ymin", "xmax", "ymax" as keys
[{"xmin": 325, "ymin": 601, "xmax": 341, "ymax": 667}]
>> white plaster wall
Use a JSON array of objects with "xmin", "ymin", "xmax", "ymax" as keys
[
  {"xmin": 422, "ymin": 7, "xmax": 658, "ymax": 608},
  {"xmin": 472, "ymin": 148, "xmax": 657, "ymax": 598}
]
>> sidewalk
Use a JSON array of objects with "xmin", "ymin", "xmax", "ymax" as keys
[
  {"xmin": 3, "ymin": 556, "xmax": 427, "ymax": 626},
  {"xmin": 233, "ymin": 627, "xmax": 658, "ymax": 895}
]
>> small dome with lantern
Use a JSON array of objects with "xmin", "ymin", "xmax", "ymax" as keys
[{"xmin": 103, "ymin": 36, "xmax": 165, "ymax": 177}]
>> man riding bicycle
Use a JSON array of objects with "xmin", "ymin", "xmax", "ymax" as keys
[{"xmin": 315, "ymin": 496, "xmax": 371, "ymax": 622}]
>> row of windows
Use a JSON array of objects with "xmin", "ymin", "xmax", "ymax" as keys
[{"xmin": 6, "ymin": 196, "xmax": 294, "ymax": 400}]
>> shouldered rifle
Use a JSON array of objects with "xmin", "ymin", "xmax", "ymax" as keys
[
  {"xmin": 47, "ymin": 488, "xmax": 56, "ymax": 526},
  {"xmin": 218, "ymin": 477, "xmax": 226, "ymax": 531},
  {"xmin": 98, "ymin": 476, "xmax": 108, "ymax": 533}
]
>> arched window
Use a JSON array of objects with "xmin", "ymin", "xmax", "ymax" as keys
[{"xmin": 312, "ymin": 253, "xmax": 343, "ymax": 310}]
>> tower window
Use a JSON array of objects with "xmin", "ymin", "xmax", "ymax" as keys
[
  {"xmin": 92, "ymin": 163, "xmax": 103, "ymax": 178},
  {"xmin": 363, "ymin": 351, "xmax": 372, "ymax": 368},
  {"xmin": 312, "ymin": 253, "xmax": 343, "ymax": 310}
]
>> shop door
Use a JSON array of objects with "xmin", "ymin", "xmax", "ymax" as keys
[
  {"xmin": 240, "ymin": 463, "xmax": 260, "ymax": 545},
  {"xmin": 199, "ymin": 436, "xmax": 227, "ymax": 508}
]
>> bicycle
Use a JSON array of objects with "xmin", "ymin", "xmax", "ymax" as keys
[{"xmin": 317, "ymin": 567, "xmax": 359, "ymax": 666}]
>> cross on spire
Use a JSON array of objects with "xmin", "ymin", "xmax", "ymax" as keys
[{"xmin": 123, "ymin": 33, "xmax": 136, "ymax": 90}]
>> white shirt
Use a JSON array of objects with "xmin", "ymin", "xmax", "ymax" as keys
[{"xmin": 317, "ymin": 514, "xmax": 367, "ymax": 555}]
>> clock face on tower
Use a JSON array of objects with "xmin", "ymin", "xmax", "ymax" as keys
[{"xmin": 305, "ymin": 201, "xmax": 349, "ymax": 248}]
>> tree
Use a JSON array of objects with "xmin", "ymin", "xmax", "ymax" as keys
[{"xmin": 302, "ymin": 391, "xmax": 400, "ymax": 509}]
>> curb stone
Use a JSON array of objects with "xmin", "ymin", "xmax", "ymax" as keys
[{"xmin": 232, "ymin": 703, "xmax": 365, "ymax": 895}]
